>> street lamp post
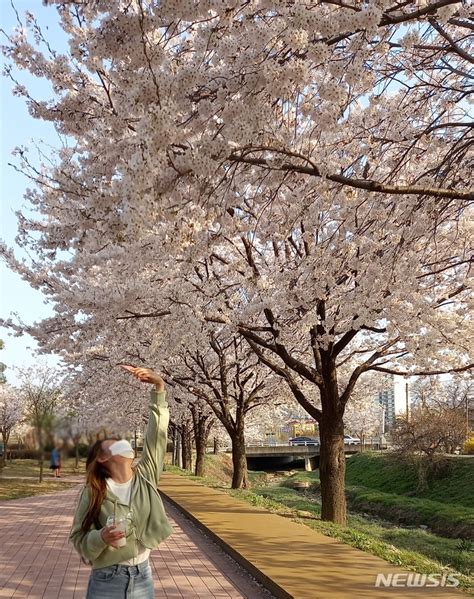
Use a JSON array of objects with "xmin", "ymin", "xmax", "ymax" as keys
[
  {"xmin": 379, "ymin": 404, "xmax": 386, "ymax": 450},
  {"xmin": 405, "ymin": 381, "xmax": 410, "ymax": 422},
  {"xmin": 466, "ymin": 394, "xmax": 471, "ymax": 438}
]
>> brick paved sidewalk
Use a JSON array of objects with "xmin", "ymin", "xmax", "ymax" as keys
[{"xmin": 0, "ymin": 486, "xmax": 272, "ymax": 599}]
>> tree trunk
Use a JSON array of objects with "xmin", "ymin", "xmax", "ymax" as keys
[
  {"xmin": 39, "ymin": 447, "xmax": 44, "ymax": 483},
  {"xmin": 213, "ymin": 437, "xmax": 219, "ymax": 454},
  {"xmin": 180, "ymin": 428, "xmax": 187, "ymax": 469},
  {"xmin": 319, "ymin": 411, "xmax": 346, "ymax": 524},
  {"xmin": 172, "ymin": 424, "xmax": 179, "ymax": 466},
  {"xmin": 195, "ymin": 432, "xmax": 206, "ymax": 477},
  {"xmin": 0, "ymin": 431, "xmax": 8, "ymax": 469},
  {"xmin": 190, "ymin": 408, "xmax": 213, "ymax": 478},
  {"xmin": 37, "ymin": 427, "xmax": 44, "ymax": 483},
  {"xmin": 75, "ymin": 442, "xmax": 79, "ymax": 469},
  {"xmin": 194, "ymin": 422, "xmax": 211, "ymax": 478},
  {"xmin": 170, "ymin": 423, "xmax": 176, "ymax": 466},
  {"xmin": 230, "ymin": 430, "xmax": 248, "ymax": 489},
  {"xmin": 181, "ymin": 425, "xmax": 192, "ymax": 471},
  {"xmin": 175, "ymin": 429, "xmax": 182, "ymax": 468}
]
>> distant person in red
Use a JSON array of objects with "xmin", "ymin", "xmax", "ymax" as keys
[{"xmin": 50, "ymin": 445, "xmax": 61, "ymax": 478}]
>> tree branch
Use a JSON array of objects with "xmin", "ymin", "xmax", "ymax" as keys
[
  {"xmin": 246, "ymin": 339, "xmax": 323, "ymax": 421},
  {"xmin": 371, "ymin": 364, "xmax": 474, "ymax": 376},
  {"xmin": 229, "ymin": 151, "xmax": 473, "ymax": 201}
]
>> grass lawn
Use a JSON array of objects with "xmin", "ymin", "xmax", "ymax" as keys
[
  {"xmin": 0, "ymin": 458, "xmax": 86, "ymax": 501},
  {"xmin": 345, "ymin": 485, "xmax": 474, "ymax": 539},
  {"xmin": 0, "ymin": 457, "xmax": 86, "ymax": 478},
  {"xmin": 345, "ymin": 452, "xmax": 474, "ymax": 508},
  {"xmin": 276, "ymin": 453, "xmax": 474, "ymax": 538},
  {"xmin": 0, "ymin": 478, "xmax": 78, "ymax": 501},
  {"xmin": 345, "ymin": 453, "xmax": 474, "ymax": 539}
]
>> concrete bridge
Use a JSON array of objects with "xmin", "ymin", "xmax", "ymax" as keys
[{"xmin": 241, "ymin": 443, "xmax": 382, "ymax": 471}]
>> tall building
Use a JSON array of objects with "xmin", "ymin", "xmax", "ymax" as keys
[{"xmin": 377, "ymin": 375, "xmax": 411, "ymax": 431}]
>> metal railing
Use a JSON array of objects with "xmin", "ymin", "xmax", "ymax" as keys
[
  {"xmin": 220, "ymin": 440, "xmax": 390, "ymax": 451},
  {"xmin": 246, "ymin": 441, "xmax": 290, "ymax": 447}
]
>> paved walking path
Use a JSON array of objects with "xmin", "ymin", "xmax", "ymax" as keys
[
  {"xmin": 159, "ymin": 473, "xmax": 468, "ymax": 599},
  {"xmin": 0, "ymin": 486, "xmax": 272, "ymax": 599}
]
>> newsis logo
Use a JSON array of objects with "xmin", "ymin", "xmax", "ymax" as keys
[{"xmin": 375, "ymin": 573, "xmax": 460, "ymax": 588}]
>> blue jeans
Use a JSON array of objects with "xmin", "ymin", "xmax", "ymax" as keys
[{"xmin": 86, "ymin": 560, "xmax": 154, "ymax": 599}]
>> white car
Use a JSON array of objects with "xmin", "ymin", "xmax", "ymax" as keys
[{"xmin": 344, "ymin": 435, "xmax": 361, "ymax": 445}]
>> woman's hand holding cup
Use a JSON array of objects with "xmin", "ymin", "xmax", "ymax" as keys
[{"xmin": 100, "ymin": 524, "xmax": 126, "ymax": 548}]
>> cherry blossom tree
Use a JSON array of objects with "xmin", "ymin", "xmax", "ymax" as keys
[
  {"xmin": 411, "ymin": 375, "xmax": 446, "ymax": 409},
  {"xmin": 2, "ymin": 0, "xmax": 472, "ymax": 212},
  {"xmin": 58, "ymin": 378, "xmax": 114, "ymax": 466},
  {"xmin": 46, "ymin": 319, "xmax": 217, "ymax": 475},
  {"xmin": 164, "ymin": 388, "xmax": 214, "ymax": 475},
  {"xmin": 343, "ymin": 394, "xmax": 383, "ymax": 448},
  {"xmin": 17, "ymin": 364, "xmax": 62, "ymax": 482},
  {"xmin": 163, "ymin": 328, "xmax": 284, "ymax": 488},
  {"xmin": 171, "ymin": 405, "xmax": 193, "ymax": 471},
  {"xmin": 1, "ymin": 0, "xmax": 472, "ymax": 523},
  {"xmin": 342, "ymin": 372, "xmax": 386, "ymax": 446},
  {"xmin": 0, "ymin": 385, "xmax": 23, "ymax": 467},
  {"xmin": 244, "ymin": 401, "xmax": 290, "ymax": 445},
  {"xmin": 63, "ymin": 357, "xmax": 166, "ymax": 439}
]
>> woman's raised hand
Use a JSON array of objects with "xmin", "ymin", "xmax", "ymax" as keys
[{"xmin": 120, "ymin": 365, "xmax": 165, "ymax": 391}]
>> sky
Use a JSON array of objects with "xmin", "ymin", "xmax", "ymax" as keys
[{"xmin": 0, "ymin": 1, "xmax": 66, "ymax": 385}]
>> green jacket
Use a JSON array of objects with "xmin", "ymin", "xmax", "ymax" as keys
[{"xmin": 69, "ymin": 389, "xmax": 173, "ymax": 569}]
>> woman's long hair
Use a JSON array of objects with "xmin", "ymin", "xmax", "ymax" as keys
[{"xmin": 80, "ymin": 439, "xmax": 114, "ymax": 536}]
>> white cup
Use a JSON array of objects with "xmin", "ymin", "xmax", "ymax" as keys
[{"xmin": 106, "ymin": 515, "xmax": 127, "ymax": 548}]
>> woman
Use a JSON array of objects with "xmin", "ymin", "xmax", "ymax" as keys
[{"xmin": 70, "ymin": 366, "xmax": 173, "ymax": 599}]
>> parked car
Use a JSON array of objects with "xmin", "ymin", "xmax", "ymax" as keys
[
  {"xmin": 344, "ymin": 435, "xmax": 361, "ymax": 445},
  {"xmin": 289, "ymin": 436, "xmax": 320, "ymax": 446}
]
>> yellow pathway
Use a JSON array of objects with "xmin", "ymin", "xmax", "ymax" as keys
[{"xmin": 159, "ymin": 473, "xmax": 468, "ymax": 599}]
